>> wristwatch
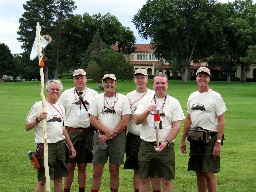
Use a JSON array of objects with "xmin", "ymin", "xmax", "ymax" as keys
[
  {"xmin": 164, "ymin": 140, "xmax": 170, "ymax": 145},
  {"xmin": 36, "ymin": 117, "xmax": 41, "ymax": 122},
  {"xmin": 217, "ymin": 139, "xmax": 222, "ymax": 144}
]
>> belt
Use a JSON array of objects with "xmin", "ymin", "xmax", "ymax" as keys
[
  {"xmin": 65, "ymin": 127, "xmax": 91, "ymax": 132},
  {"xmin": 144, "ymin": 141, "xmax": 163, "ymax": 146},
  {"xmin": 209, "ymin": 131, "xmax": 217, "ymax": 137},
  {"xmin": 193, "ymin": 127, "xmax": 217, "ymax": 137}
]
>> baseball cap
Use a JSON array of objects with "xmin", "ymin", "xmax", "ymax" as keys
[
  {"xmin": 134, "ymin": 68, "xmax": 148, "ymax": 76},
  {"xmin": 102, "ymin": 74, "xmax": 116, "ymax": 81},
  {"xmin": 73, "ymin": 69, "xmax": 86, "ymax": 76},
  {"xmin": 196, "ymin": 67, "xmax": 211, "ymax": 76}
]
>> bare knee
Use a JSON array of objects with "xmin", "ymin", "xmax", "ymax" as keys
[
  {"xmin": 67, "ymin": 163, "xmax": 76, "ymax": 171},
  {"xmin": 204, "ymin": 172, "xmax": 216, "ymax": 182},
  {"xmin": 55, "ymin": 178, "xmax": 62, "ymax": 183},
  {"xmin": 141, "ymin": 178, "xmax": 151, "ymax": 184},
  {"xmin": 37, "ymin": 180, "xmax": 45, "ymax": 187},
  {"xmin": 93, "ymin": 169, "xmax": 103, "ymax": 179},
  {"xmin": 78, "ymin": 163, "xmax": 86, "ymax": 173},
  {"xmin": 109, "ymin": 164, "xmax": 119, "ymax": 177}
]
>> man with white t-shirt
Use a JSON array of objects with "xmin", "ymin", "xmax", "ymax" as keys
[
  {"xmin": 89, "ymin": 74, "xmax": 131, "ymax": 192},
  {"xmin": 58, "ymin": 69, "xmax": 98, "ymax": 192},
  {"xmin": 180, "ymin": 67, "xmax": 227, "ymax": 192},
  {"xmin": 135, "ymin": 72, "xmax": 185, "ymax": 192},
  {"xmin": 124, "ymin": 68, "xmax": 161, "ymax": 192},
  {"xmin": 25, "ymin": 79, "xmax": 76, "ymax": 192}
]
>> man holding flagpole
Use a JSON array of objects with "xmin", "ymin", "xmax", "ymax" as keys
[
  {"xmin": 134, "ymin": 72, "xmax": 184, "ymax": 192},
  {"xmin": 25, "ymin": 79, "xmax": 76, "ymax": 192}
]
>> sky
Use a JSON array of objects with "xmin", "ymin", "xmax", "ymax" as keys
[{"xmin": 0, "ymin": 0, "xmax": 238, "ymax": 54}]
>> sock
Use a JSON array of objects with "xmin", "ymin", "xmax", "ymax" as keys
[
  {"xmin": 153, "ymin": 190, "xmax": 161, "ymax": 192},
  {"xmin": 64, "ymin": 188, "xmax": 70, "ymax": 192},
  {"xmin": 110, "ymin": 187, "xmax": 118, "ymax": 192},
  {"xmin": 79, "ymin": 187, "xmax": 85, "ymax": 192}
]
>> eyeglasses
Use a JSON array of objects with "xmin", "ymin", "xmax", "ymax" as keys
[{"xmin": 50, "ymin": 88, "xmax": 60, "ymax": 91}]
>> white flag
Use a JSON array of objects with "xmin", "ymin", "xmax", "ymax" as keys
[{"xmin": 30, "ymin": 36, "xmax": 49, "ymax": 60}]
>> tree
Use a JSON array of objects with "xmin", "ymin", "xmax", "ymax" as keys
[
  {"xmin": 83, "ymin": 31, "xmax": 109, "ymax": 68},
  {"xmin": 17, "ymin": 0, "xmax": 76, "ymax": 80},
  {"xmin": 96, "ymin": 48, "xmax": 134, "ymax": 80},
  {"xmin": 85, "ymin": 60, "xmax": 103, "ymax": 83},
  {"xmin": 84, "ymin": 32, "xmax": 133, "ymax": 81},
  {"xmin": 222, "ymin": 0, "xmax": 256, "ymax": 82},
  {"xmin": 133, "ymin": 0, "xmax": 224, "ymax": 82},
  {"xmin": 116, "ymin": 26, "xmax": 136, "ymax": 54},
  {"xmin": 60, "ymin": 13, "xmax": 98, "ymax": 71},
  {"xmin": 0, "ymin": 43, "xmax": 14, "ymax": 79},
  {"xmin": 51, "ymin": 0, "xmax": 76, "ymax": 78}
]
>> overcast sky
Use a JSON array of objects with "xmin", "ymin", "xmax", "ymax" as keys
[{"xmin": 0, "ymin": 0, "xmax": 239, "ymax": 54}]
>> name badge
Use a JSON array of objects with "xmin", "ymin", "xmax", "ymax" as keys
[{"xmin": 78, "ymin": 110, "xmax": 83, "ymax": 117}]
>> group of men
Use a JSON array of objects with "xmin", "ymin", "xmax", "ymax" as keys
[{"xmin": 25, "ymin": 66, "xmax": 226, "ymax": 192}]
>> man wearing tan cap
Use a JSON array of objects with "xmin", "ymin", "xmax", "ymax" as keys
[
  {"xmin": 58, "ymin": 69, "xmax": 98, "ymax": 192},
  {"xmin": 180, "ymin": 67, "xmax": 227, "ymax": 192},
  {"xmin": 89, "ymin": 74, "xmax": 131, "ymax": 192},
  {"xmin": 124, "ymin": 68, "xmax": 161, "ymax": 192}
]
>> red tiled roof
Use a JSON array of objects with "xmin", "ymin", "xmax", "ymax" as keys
[
  {"xmin": 129, "ymin": 61, "xmax": 159, "ymax": 65},
  {"xmin": 112, "ymin": 44, "xmax": 154, "ymax": 52},
  {"xmin": 133, "ymin": 44, "xmax": 154, "ymax": 52}
]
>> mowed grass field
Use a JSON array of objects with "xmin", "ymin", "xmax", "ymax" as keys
[{"xmin": 0, "ymin": 79, "xmax": 255, "ymax": 192}]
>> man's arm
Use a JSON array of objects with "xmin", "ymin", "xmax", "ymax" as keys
[
  {"xmin": 216, "ymin": 114, "xmax": 225, "ymax": 142},
  {"xmin": 113, "ymin": 114, "xmax": 130, "ymax": 135},
  {"xmin": 63, "ymin": 129, "xmax": 76, "ymax": 158},
  {"xmin": 180, "ymin": 114, "xmax": 192, "ymax": 154},
  {"xmin": 212, "ymin": 114, "xmax": 225, "ymax": 157},
  {"xmin": 166, "ymin": 120, "xmax": 181, "ymax": 142},
  {"xmin": 25, "ymin": 112, "xmax": 48, "ymax": 131},
  {"xmin": 135, "ymin": 104, "xmax": 156, "ymax": 125},
  {"xmin": 90, "ymin": 114, "xmax": 116, "ymax": 138},
  {"xmin": 157, "ymin": 120, "xmax": 181, "ymax": 152}
]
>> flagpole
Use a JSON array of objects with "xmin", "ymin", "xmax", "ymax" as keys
[
  {"xmin": 154, "ymin": 109, "xmax": 160, "ymax": 150},
  {"xmin": 36, "ymin": 22, "xmax": 51, "ymax": 192}
]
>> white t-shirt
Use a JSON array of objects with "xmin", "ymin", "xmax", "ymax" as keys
[
  {"xmin": 135, "ymin": 94, "xmax": 185, "ymax": 142},
  {"xmin": 88, "ymin": 93, "xmax": 131, "ymax": 130},
  {"xmin": 26, "ymin": 101, "xmax": 65, "ymax": 143},
  {"xmin": 58, "ymin": 87, "xmax": 98, "ymax": 128},
  {"xmin": 187, "ymin": 89, "xmax": 227, "ymax": 132},
  {"xmin": 126, "ymin": 89, "xmax": 155, "ymax": 136}
]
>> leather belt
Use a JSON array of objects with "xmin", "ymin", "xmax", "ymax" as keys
[
  {"xmin": 193, "ymin": 126, "xmax": 217, "ymax": 137},
  {"xmin": 65, "ymin": 127, "xmax": 91, "ymax": 132}
]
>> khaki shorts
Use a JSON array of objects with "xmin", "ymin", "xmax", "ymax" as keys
[
  {"xmin": 188, "ymin": 134, "xmax": 220, "ymax": 173},
  {"xmin": 92, "ymin": 132, "xmax": 126, "ymax": 165},
  {"xmin": 139, "ymin": 141, "xmax": 175, "ymax": 180},
  {"xmin": 37, "ymin": 140, "xmax": 68, "ymax": 181}
]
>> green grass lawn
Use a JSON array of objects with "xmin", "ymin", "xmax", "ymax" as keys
[{"xmin": 0, "ymin": 79, "xmax": 255, "ymax": 191}]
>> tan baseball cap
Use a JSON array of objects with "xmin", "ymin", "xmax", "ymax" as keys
[
  {"xmin": 196, "ymin": 67, "xmax": 211, "ymax": 76},
  {"xmin": 134, "ymin": 68, "xmax": 148, "ymax": 76},
  {"xmin": 73, "ymin": 69, "xmax": 86, "ymax": 76},
  {"xmin": 102, "ymin": 74, "xmax": 116, "ymax": 81}
]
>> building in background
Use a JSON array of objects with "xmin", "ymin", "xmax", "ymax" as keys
[
  {"xmin": 113, "ymin": 44, "xmax": 172, "ymax": 77},
  {"xmin": 113, "ymin": 44, "xmax": 256, "ymax": 81}
]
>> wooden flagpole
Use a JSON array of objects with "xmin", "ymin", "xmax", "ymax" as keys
[{"xmin": 36, "ymin": 22, "xmax": 51, "ymax": 192}]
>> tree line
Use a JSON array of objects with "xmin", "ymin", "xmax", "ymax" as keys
[
  {"xmin": 133, "ymin": 0, "xmax": 256, "ymax": 82},
  {"xmin": 1, "ymin": 0, "xmax": 256, "ymax": 82}
]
